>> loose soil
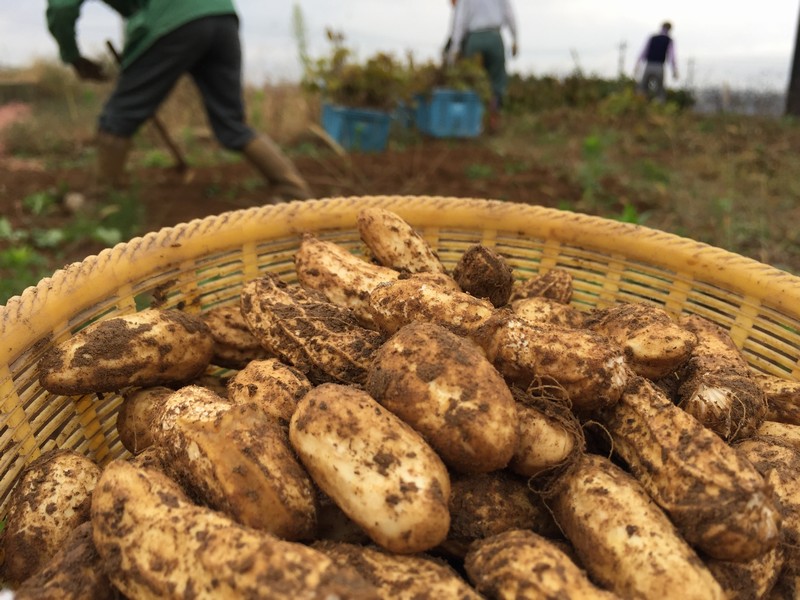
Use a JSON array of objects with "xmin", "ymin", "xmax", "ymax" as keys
[{"xmin": 0, "ymin": 137, "xmax": 582, "ymax": 269}]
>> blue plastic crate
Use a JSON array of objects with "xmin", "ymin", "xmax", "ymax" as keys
[
  {"xmin": 415, "ymin": 89, "xmax": 484, "ymax": 138},
  {"xmin": 321, "ymin": 103, "xmax": 392, "ymax": 152}
]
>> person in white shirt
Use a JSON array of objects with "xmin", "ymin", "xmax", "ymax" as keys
[{"xmin": 446, "ymin": 0, "xmax": 518, "ymax": 132}]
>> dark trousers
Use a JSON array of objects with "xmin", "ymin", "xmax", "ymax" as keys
[
  {"xmin": 463, "ymin": 29, "xmax": 507, "ymax": 109},
  {"xmin": 99, "ymin": 15, "xmax": 255, "ymax": 150}
]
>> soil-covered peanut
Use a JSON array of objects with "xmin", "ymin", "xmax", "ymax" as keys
[
  {"xmin": 227, "ymin": 357, "xmax": 312, "ymax": 426},
  {"xmin": 315, "ymin": 492, "xmax": 372, "ymax": 545},
  {"xmin": 295, "ymin": 233, "xmax": 400, "ymax": 326},
  {"xmin": 91, "ymin": 460, "xmax": 379, "ymax": 599},
  {"xmin": 548, "ymin": 453, "xmax": 726, "ymax": 600},
  {"xmin": 509, "ymin": 268, "xmax": 574, "ymax": 304},
  {"xmin": 0, "ymin": 449, "xmax": 101, "ymax": 586},
  {"xmin": 583, "ymin": 302, "xmax": 697, "ymax": 379},
  {"xmin": 356, "ymin": 206, "xmax": 446, "ymax": 274},
  {"xmin": 597, "ymin": 376, "xmax": 781, "ymax": 562},
  {"xmin": 313, "ymin": 540, "xmax": 481, "ymax": 599},
  {"xmin": 201, "ymin": 304, "xmax": 270, "ymax": 368},
  {"xmin": 116, "ymin": 385, "xmax": 173, "ymax": 454},
  {"xmin": 675, "ymin": 313, "xmax": 767, "ymax": 441},
  {"xmin": 465, "ymin": 529, "xmax": 620, "ymax": 600},
  {"xmin": 734, "ymin": 436, "xmax": 800, "ymax": 576},
  {"xmin": 240, "ymin": 273, "xmax": 384, "ymax": 385},
  {"xmin": 509, "ymin": 386, "xmax": 584, "ymax": 478},
  {"xmin": 154, "ymin": 385, "xmax": 317, "ymax": 540},
  {"xmin": 445, "ymin": 470, "xmax": 562, "ymax": 558},
  {"xmin": 705, "ymin": 545, "xmax": 784, "ymax": 600},
  {"xmin": 13, "ymin": 522, "xmax": 119, "ymax": 600},
  {"xmin": 753, "ymin": 371, "xmax": 800, "ymax": 425},
  {"xmin": 365, "ymin": 321, "xmax": 518, "ymax": 473},
  {"xmin": 452, "ymin": 243, "xmax": 514, "ymax": 308},
  {"xmin": 290, "ymin": 383, "xmax": 451, "ymax": 554},
  {"xmin": 187, "ymin": 373, "xmax": 230, "ymax": 398},
  {"xmin": 38, "ymin": 309, "xmax": 214, "ymax": 395},
  {"xmin": 757, "ymin": 420, "xmax": 800, "ymax": 448},
  {"xmin": 511, "ymin": 296, "xmax": 585, "ymax": 328},
  {"xmin": 368, "ymin": 274, "xmax": 494, "ymax": 337},
  {"xmin": 473, "ymin": 311, "xmax": 628, "ymax": 412},
  {"xmin": 769, "ymin": 571, "xmax": 800, "ymax": 599}
]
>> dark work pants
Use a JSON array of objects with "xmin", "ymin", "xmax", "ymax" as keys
[
  {"xmin": 463, "ymin": 29, "xmax": 507, "ymax": 109},
  {"xmin": 98, "ymin": 15, "xmax": 255, "ymax": 150}
]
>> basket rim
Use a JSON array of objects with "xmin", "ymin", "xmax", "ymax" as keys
[{"xmin": 1, "ymin": 195, "xmax": 799, "ymax": 365}]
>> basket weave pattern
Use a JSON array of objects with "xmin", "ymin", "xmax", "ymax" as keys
[{"xmin": 1, "ymin": 195, "xmax": 799, "ymax": 515}]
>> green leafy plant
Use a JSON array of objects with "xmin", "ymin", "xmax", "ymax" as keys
[
  {"xmin": 22, "ymin": 190, "xmax": 59, "ymax": 216},
  {"xmin": 0, "ymin": 188, "xmax": 145, "ymax": 304},
  {"xmin": 301, "ymin": 30, "xmax": 491, "ymax": 110},
  {"xmin": 614, "ymin": 204, "xmax": 650, "ymax": 225},
  {"xmin": 140, "ymin": 149, "xmax": 172, "ymax": 168},
  {"xmin": 465, "ymin": 163, "xmax": 494, "ymax": 180},
  {"xmin": 408, "ymin": 56, "xmax": 492, "ymax": 104},
  {"xmin": 302, "ymin": 30, "xmax": 411, "ymax": 110}
]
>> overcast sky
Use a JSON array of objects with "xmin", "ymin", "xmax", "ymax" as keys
[{"xmin": 1, "ymin": 1, "xmax": 798, "ymax": 91}]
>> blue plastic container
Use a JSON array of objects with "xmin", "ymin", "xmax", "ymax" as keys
[
  {"xmin": 415, "ymin": 89, "xmax": 484, "ymax": 138},
  {"xmin": 321, "ymin": 103, "xmax": 392, "ymax": 152}
]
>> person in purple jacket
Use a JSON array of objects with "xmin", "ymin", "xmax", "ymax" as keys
[{"xmin": 635, "ymin": 21, "xmax": 679, "ymax": 102}]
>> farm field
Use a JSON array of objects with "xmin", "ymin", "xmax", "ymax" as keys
[{"xmin": 1, "ymin": 66, "xmax": 800, "ymax": 303}]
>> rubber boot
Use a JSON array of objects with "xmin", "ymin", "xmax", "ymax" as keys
[
  {"xmin": 487, "ymin": 95, "xmax": 501, "ymax": 135},
  {"xmin": 95, "ymin": 130, "xmax": 132, "ymax": 190},
  {"xmin": 242, "ymin": 135, "xmax": 313, "ymax": 202}
]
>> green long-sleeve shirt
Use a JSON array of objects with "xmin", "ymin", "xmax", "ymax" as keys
[{"xmin": 46, "ymin": 0, "xmax": 237, "ymax": 69}]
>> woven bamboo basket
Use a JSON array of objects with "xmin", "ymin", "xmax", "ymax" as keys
[{"xmin": 1, "ymin": 194, "xmax": 799, "ymax": 522}]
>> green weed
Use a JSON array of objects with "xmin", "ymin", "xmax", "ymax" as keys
[
  {"xmin": 0, "ymin": 188, "xmax": 145, "ymax": 304},
  {"xmin": 614, "ymin": 204, "xmax": 650, "ymax": 225},
  {"xmin": 140, "ymin": 149, "xmax": 173, "ymax": 169},
  {"xmin": 22, "ymin": 190, "xmax": 60, "ymax": 215},
  {"xmin": 637, "ymin": 159, "xmax": 671, "ymax": 184},
  {"xmin": 465, "ymin": 163, "xmax": 493, "ymax": 180}
]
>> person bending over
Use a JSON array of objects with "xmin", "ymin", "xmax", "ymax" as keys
[{"xmin": 46, "ymin": 0, "xmax": 313, "ymax": 202}]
